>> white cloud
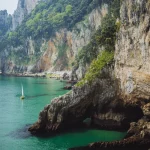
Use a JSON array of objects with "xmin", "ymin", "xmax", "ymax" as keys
[{"xmin": 0, "ymin": 0, "xmax": 18, "ymax": 14}]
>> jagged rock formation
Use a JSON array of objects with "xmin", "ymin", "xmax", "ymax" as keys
[
  {"xmin": 29, "ymin": 0, "xmax": 150, "ymax": 149},
  {"xmin": 70, "ymin": 136, "xmax": 150, "ymax": 150},
  {"xmin": 29, "ymin": 64, "xmax": 143, "ymax": 134},
  {"xmin": 12, "ymin": 0, "xmax": 40, "ymax": 30},
  {"xmin": 29, "ymin": 64, "xmax": 116, "ymax": 133}
]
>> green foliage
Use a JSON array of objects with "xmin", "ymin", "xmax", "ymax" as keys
[
  {"xmin": 0, "ymin": 0, "xmax": 121, "ymax": 53},
  {"xmin": 0, "ymin": 0, "xmax": 121, "ymax": 69},
  {"xmin": 110, "ymin": 0, "xmax": 121, "ymax": 18},
  {"xmin": 76, "ymin": 51, "xmax": 114, "ymax": 87},
  {"xmin": 1, "ymin": 0, "xmax": 107, "ymax": 49},
  {"xmin": 116, "ymin": 20, "xmax": 121, "ymax": 31},
  {"xmin": 75, "ymin": 0, "xmax": 121, "ymax": 66},
  {"xmin": 53, "ymin": 43, "xmax": 68, "ymax": 66},
  {"xmin": 75, "ymin": 0, "xmax": 121, "ymax": 87},
  {"xmin": 65, "ymin": 5, "xmax": 72, "ymax": 14},
  {"xmin": 57, "ymin": 43, "xmax": 68, "ymax": 58}
]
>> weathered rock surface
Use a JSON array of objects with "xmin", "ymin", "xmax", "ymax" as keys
[
  {"xmin": 143, "ymin": 103, "xmax": 150, "ymax": 117},
  {"xmin": 29, "ymin": 64, "xmax": 143, "ymax": 135},
  {"xmin": 29, "ymin": 0, "xmax": 150, "ymax": 149},
  {"xmin": 32, "ymin": 4, "xmax": 108, "ymax": 75},
  {"xmin": 12, "ymin": 0, "xmax": 40, "ymax": 30},
  {"xmin": 28, "ymin": 64, "xmax": 117, "ymax": 133},
  {"xmin": 0, "ymin": 4, "xmax": 108, "ymax": 75},
  {"xmin": 115, "ymin": 0, "xmax": 150, "ymax": 101},
  {"xmin": 70, "ymin": 136, "xmax": 150, "ymax": 150}
]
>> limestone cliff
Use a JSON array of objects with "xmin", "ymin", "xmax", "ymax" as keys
[
  {"xmin": 29, "ymin": 0, "xmax": 150, "ymax": 149},
  {"xmin": 1, "ymin": 4, "xmax": 108, "ymax": 75},
  {"xmin": 12, "ymin": 0, "xmax": 40, "ymax": 30},
  {"xmin": 29, "ymin": 62, "xmax": 143, "ymax": 134},
  {"xmin": 115, "ymin": 0, "xmax": 150, "ymax": 101},
  {"xmin": 33, "ymin": 4, "xmax": 108, "ymax": 74},
  {"xmin": 0, "ymin": 10, "xmax": 12, "ymax": 37}
]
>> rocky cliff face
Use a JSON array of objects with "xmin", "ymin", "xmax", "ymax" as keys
[
  {"xmin": 29, "ymin": 63, "xmax": 143, "ymax": 134},
  {"xmin": 33, "ymin": 4, "xmax": 108, "ymax": 74},
  {"xmin": 12, "ymin": 0, "xmax": 39, "ymax": 30},
  {"xmin": 0, "ymin": 10, "xmax": 12, "ymax": 37},
  {"xmin": 1, "ymin": 4, "xmax": 108, "ymax": 75},
  {"xmin": 115, "ymin": 0, "xmax": 150, "ymax": 101},
  {"xmin": 28, "ymin": 64, "xmax": 119, "ymax": 133},
  {"xmin": 29, "ymin": 0, "xmax": 150, "ymax": 149}
]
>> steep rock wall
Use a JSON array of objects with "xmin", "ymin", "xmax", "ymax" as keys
[
  {"xmin": 0, "ymin": 10, "xmax": 12, "ymax": 37},
  {"xmin": 29, "ymin": 63, "xmax": 143, "ymax": 134},
  {"xmin": 12, "ymin": 0, "xmax": 40, "ymax": 30},
  {"xmin": 115, "ymin": 0, "xmax": 150, "ymax": 101},
  {"xmin": 1, "ymin": 4, "xmax": 108, "ymax": 74},
  {"xmin": 33, "ymin": 4, "xmax": 108, "ymax": 73},
  {"xmin": 29, "ymin": 1, "xmax": 150, "ymax": 148}
]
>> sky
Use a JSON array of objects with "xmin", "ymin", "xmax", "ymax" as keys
[{"xmin": 0, "ymin": 0, "xmax": 18, "ymax": 14}]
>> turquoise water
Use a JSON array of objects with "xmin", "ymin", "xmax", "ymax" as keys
[{"xmin": 0, "ymin": 76, "xmax": 126, "ymax": 150}]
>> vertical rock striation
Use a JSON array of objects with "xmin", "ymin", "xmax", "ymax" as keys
[
  {"xmin": 0, "ymin": 4, "xmax": 108, "ymax": 75},
  {"xmin": 29, "ymin": 0, "xmax": 150, "ymax": 149},
  {"xmin": 115, "ymin": 0, "xmax": 150, "ymax": 101},
  {"xmin": 12, "ymin": 0, "xmax": 40, "ymax": 30},
  {"xmin": 33, "ymin": 4, "xmax": 108, "ymax": 74}
]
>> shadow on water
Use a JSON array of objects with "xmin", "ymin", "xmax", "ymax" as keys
[
  {"xmin": 8, "ymin": 124, "xmax": 32, "ymax": 139},
  {"xmin": 7, "ymin": 123, "xmax": 92, "ymax": 139},
  {"xmin": 33, "ymin": 124, "xmax": 113, "ymax": 139}
]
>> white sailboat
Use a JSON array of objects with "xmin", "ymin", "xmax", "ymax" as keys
[{"xmin": 20, "ymin": 84, "xmax": 25, "ymax": 99}]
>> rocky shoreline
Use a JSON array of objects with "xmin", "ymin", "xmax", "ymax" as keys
[
  {"xmin": 70, "ymin": 136, "xmax": 150, "ymax": 150},
  {"xmin": 69, "ymin": 118, "xmax": 150, "ymax": 150},
  {"xmin": 0, "ymin": 71, "xmax": 71, "ymax": 79},
  {"xmin": 28, "ymin": 64, "xmax": 150, "ymax": 149},
  {"xmin": 1, "ymin": 73, "xmax": 46, "ymax": 78},
  {"xmin": 27, "ymin": 0, "xmax": 150, "ymax": 149}
]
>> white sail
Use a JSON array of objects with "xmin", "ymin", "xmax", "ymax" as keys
[{"xmin": 21, "ymin": 85, "xmax": 24, "ymax": 96}]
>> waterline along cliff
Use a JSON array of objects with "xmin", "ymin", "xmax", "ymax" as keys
[{"xmin": 1, "ymin": 0, "xmax": 150, "ymax": 149}]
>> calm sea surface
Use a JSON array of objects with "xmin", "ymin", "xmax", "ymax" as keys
[{"xmin": 0, "ymin": 75, "xmax": 126, "ymax": 150}]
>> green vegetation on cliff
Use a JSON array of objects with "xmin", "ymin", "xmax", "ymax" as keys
[
  {"xmin": 76, "ymin": 50, "xmax": 114, "ymax": 87},
  {"xmin": 75, "ymin": 0, "xmax": 121, "ymax": 86},
  {"xmin": 0, "ymin": 0, "xmax": 120, "ymax": 74},
  {"xmin": 0, "ymin": 0, "xmax": 112, "ymax": 50},
  {"xmin": 75, "ymin": 0, "xmax": 121, "ymax": 65}
]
